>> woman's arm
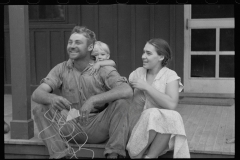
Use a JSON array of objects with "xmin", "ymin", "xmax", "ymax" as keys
[
  {"xmin": 130, "ymin": 79, "xmax": 179, "ymax": 110},
  {"xmin": 144, "ymin": 80, "xmax": 179, "ymax": 110}
]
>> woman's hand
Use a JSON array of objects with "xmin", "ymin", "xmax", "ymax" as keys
[
  {"xmin": 90, "ymin": 63, "xmax": 101, "ymax": 75},
  {"xmin": 130, "ymin": 79, "xmax": 150, "ymax": 91}
]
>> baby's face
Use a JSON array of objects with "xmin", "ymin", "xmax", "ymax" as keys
[{"xmin": 92, "ymin": 51, "xmax": 110, "ymax": 61}]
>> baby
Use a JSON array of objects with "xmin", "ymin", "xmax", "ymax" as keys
[{"xmin": 90, "ymin": 41, "xmax": 116, "ymax": 75}]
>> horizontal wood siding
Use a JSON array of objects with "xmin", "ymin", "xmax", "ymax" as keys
[{"xmin": 4, "ymin": 5, "xmax": 184, "ymax": 94}]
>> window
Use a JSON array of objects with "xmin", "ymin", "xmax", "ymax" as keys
[
  {"xmin": 191, "ymin": 5, "xmax": 234, "ymax": 19},
  {"xmin": 4, "ymin": 5, "xmax": 66, "ymax": 24},
  {"xmin": 29, "ymin": 5, "xmax": 66, "ymax": 21}
]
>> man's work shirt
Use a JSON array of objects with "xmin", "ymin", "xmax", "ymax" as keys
[{"xmin": 40, "ymin": 59, "xmax": 128, "ymax": 113}]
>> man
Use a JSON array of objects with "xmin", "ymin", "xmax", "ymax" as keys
[{"xmin": 32, "ymin": 26, "xmax": 133, "ymax": 159}]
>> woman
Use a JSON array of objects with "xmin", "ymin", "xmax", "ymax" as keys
[{"xmin": 126, "ymin": 38, "xmax": 190, "ymax": 158}]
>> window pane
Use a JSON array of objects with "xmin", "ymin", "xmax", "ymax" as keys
[
  {"xmin": 191, "ymin": 55, "xmax": 215, "ymax": 77},
  {"xmin": 191, "ymin": 29, "xmax": 216, "ymax": 51},
  {"xmin": 192, "ymin": 5, "xmax": 234, "ymax": 19},
  {"xmin": 29, "ymin": 5, "xmax": 65, "ymax": 21},
  {"xmin": 220, "ymin": 28, "xmax": 234, "ymax": 51},
  {"xmin": 219, "ymin": 55, "xmax": 234, "ymax": 78}
]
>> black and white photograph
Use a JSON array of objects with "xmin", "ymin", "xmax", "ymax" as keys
[{"xmin": 4, "ymin": 3, "xmax": 235, "ymax": 159}]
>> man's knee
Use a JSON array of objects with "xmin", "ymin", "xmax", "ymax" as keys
[
  {"xmin": 32, "ymin": 103, "xmax": 49, "ymax": 116},
  {"xmin": 113, "ymin": 99, "xmax": 130, "ymax": 112}
]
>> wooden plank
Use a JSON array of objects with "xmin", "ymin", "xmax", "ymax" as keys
[
  {"xmin": 150, "ymin": 5, "xmax": 155, "ymax": 38},
  {"xmin": 9, "ymin": 5, "xmax": 34, "ymax": 139},
  {"xmin": 30, "ymin": 30, "xmax": 37, "ymax": 85},
  {"xmin": 169, "ymin": 5, "xmax": 176, "ymax": 69},
  {"xmin": 64, "ymin": 31, "xmax": 72, "ymax": 61},
  {"xmin": 221, "ymin": 106, "xmax": 235, "ymax": 154},
  {"xmin": 154, "ymin": 5, "xmax": 170, "ymax": 42},
  {"xmin": 175, "ymin": 5, "xmax": 184, "ymax": 81},
  {"xmin": 5, "ymin": 154, "xmax": 48, "ymax": 159},
  {"xmin": 4, "ymin": 32, "xmax": 11, "ymax": 84},
  {"xmin": 94, "ymin": 5, "xmax": 99, "ymax": 39},
  {"xmin": 135, "ymin": 5, "xmax": 150, "ymax": 68},
  {"xmin": 177, "ymin": 104, "xmax": 194, "ymax": 122},
  {"xmin": 117, "ymin": 4, "xmax": 132, "ymax": 78},
  {"xmin": 79, "ymin": 5, "xmax": 95, "ymax": 31},
  {"xmin": 204, "ymin": 106, "xmax": 223, "ymax": 153},
  {"xmin": 187, "ymin": 105, "xmax": 206, "ymax": 149},
  {"xmin": 50, "ymin": 31, "xmax": 65, "ymax": 68},
  {"xmin": 189, "ymin": 106, "xmax": 212, "ymax": 151},
  {"xmin": 113, "ymin": 5, "xmax": 118, "ymax": 69},
  {"xmin": 212, "ymin": 107, "xmax": 229, "ymax": 153},
  {"xmin": 98, "ymin": 5, "xmax": 115, "ymax": 64},
  {"xmin": 35, "ymin": 31, "xmax": 50, "ymax": 83},
  {"xmin": 194, "ymin": 106, "xmax": 216, "ymax": 152},
  {"xmin": 131, "ymin": 5, "xmax": 136, "ymax": 71},
  {"xmin": 182, "ymin": 105, "xmax": 201, "ymax": 145}
]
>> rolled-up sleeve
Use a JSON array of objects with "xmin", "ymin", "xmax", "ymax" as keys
[
  {"xmin": 99, "ymin": 66, "xmax": 128, "ymax": 90},
  {"xmin": 40, "ymin": 63, "xmax": 63, "ymax": 91}
]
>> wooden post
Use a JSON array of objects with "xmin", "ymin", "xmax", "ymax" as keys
[{"xmin": 9, "ymin": 5, "xmax": 34, "ymax": 139}]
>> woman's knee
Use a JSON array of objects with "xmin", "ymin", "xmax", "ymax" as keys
[{"xmin": 144, "ymin": 108, "xmax": 159, "ymax": 115}]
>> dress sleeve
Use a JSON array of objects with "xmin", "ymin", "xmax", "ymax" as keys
[
  {"xmin": 129, "ymin": 70, "xmax": 136, "ymax": 82},
  {"xmin": 166, "ymin": 71, "xmax": 184, "ymax": 92},
  {"xmin": 40, "ymin": 63, "xmax": 63, "ymax": 92}
]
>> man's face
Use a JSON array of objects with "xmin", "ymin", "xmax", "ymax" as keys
[{"xmin": 67, "ymin": 33, "xmax": 92, "ymax": 60}]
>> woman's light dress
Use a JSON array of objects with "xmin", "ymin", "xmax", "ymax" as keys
[{"xmin": 126, "ymin": 67, "xmax": 190, "ymax": 158}]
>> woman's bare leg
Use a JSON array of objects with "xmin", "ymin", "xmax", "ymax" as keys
[
  {"xmin": 146, "ymin": 133, "xmax": 171, "ymax": 158},
  {"xmin": 134, "ymin": 130, "xmax": 157, "ymax": 158}
]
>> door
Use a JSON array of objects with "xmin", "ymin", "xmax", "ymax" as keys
[{"xmin": 184, "ymin": 5, "xmax": 234, "ymax": 94}]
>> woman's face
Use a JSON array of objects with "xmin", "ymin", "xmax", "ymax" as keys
[{"xmin": 142, "ymin": 42, "xmax": 163, "ymax": 69}]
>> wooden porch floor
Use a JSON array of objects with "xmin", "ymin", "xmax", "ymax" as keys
[{"xmin": 4, "ymin": 94, "xmax": 235, "ymax": 158}]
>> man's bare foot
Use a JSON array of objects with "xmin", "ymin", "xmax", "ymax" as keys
[
  {"xmin": 4, "ymin": 121, "xmax": 10, "ymax": 134},
  {"xmin": 226, "ymin": 138, "xmax": 235, "ymax": 144},
  {"xmin": 106, "ymin": 153, "xmax": 119, "ymax": 159}
]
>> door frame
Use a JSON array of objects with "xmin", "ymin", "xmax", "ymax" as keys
[{"xmin": 183, "ymin": 5, "xmax": 235, "ymax": 94}]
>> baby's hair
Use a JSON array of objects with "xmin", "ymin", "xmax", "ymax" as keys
[{"xmin": 93, "ymin": 41, "xmax": 110, "ymax": 55}]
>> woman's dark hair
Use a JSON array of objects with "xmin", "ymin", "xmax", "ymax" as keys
[{"xmin": 147, "ymin": 38, "xmax": 172, "ymax": 67}]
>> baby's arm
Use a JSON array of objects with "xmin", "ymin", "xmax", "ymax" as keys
[
  {"xmin": 96, "ymin": 59, "xmax": 116, "ymax": 68},
  {"xmin": 90, "ymin": 59, "xmax": 116, "ymax": 75}
]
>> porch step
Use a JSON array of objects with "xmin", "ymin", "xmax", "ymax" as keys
[
  {"xmin": 179, "ymin": 92, "xmax": 234, "ymax": 99},
  {"xmin": 4, "ymin": 141, "xmax": 234, "ymax": 159},
  {"xmin": 179, "ymin": 93, "xmax": 234, "ymax": 106}
]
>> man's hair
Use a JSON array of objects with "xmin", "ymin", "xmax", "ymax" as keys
[
  {"xmin": 147, "ymin": 38, "xmax": 172, "ymax": 67},
  {"xmin": 71, "ymin": 26, "xmax": 97, "ymax": 46},
  {"xmin": 93, "ymin": 41, "xmax": 110, "ymax": 55}
]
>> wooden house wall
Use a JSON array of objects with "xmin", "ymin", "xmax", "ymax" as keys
[{"xmin": 4, "ymin": 5, "xmax": 184, "ymax": 94}]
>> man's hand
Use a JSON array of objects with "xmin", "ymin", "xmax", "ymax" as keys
[
  {"xmin": 51, "ymin": 95, "xmax": 72, "ymax": 111},
  {"xmin": 130, "ymin": 79, "xmax": 150, "ymax": 91},
  {"xmin": 78, "ymin": 99, "xmax": 95, "ymax": 124}
]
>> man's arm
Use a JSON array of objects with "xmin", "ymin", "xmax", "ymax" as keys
[
  {"xmin": 89, "ymin": 82, "xmax": 133, "ymax": 107},
  {"xmin": 32, "ymin": 83, "xmax": 71, "ymax": 111}
]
